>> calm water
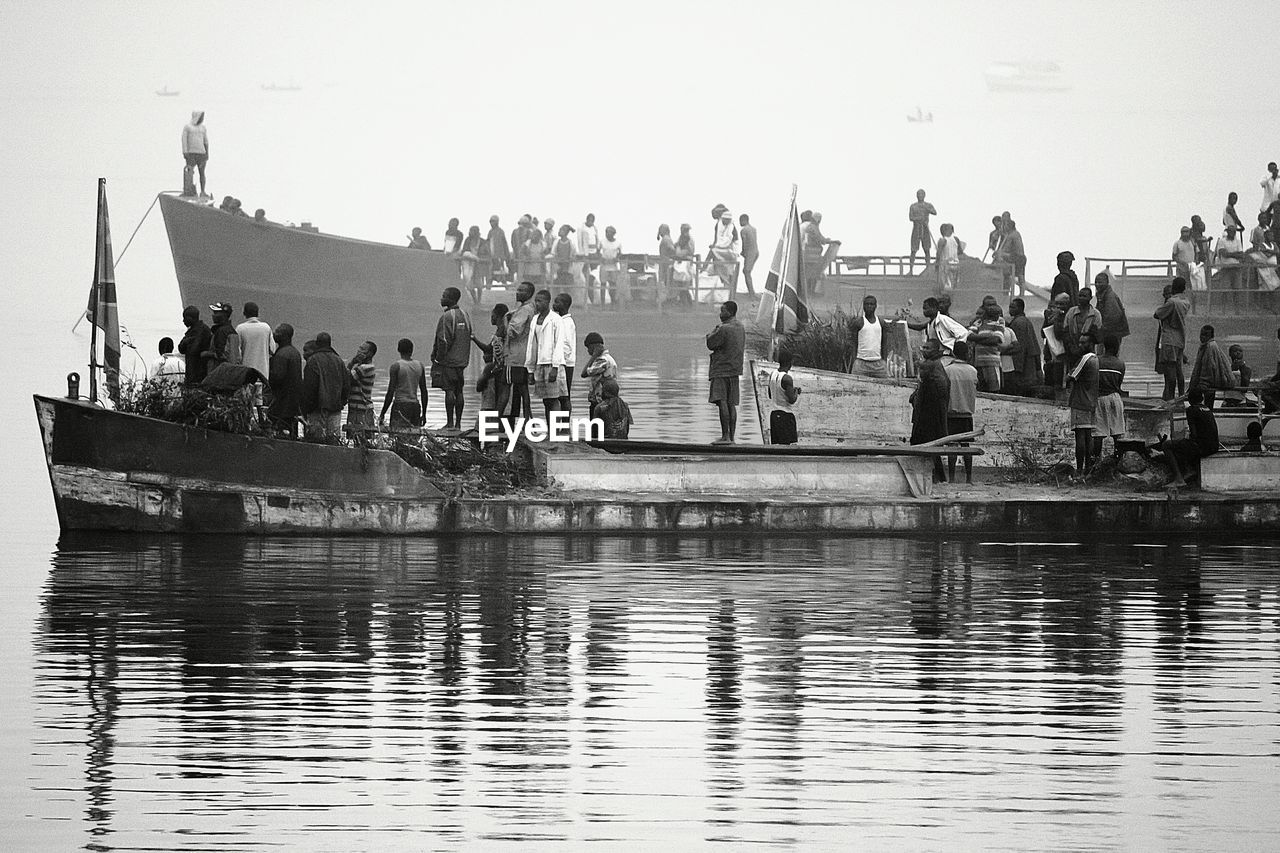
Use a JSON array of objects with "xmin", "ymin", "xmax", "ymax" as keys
[{"xmin": 9, "ymin": 534, "xmax": 1280, "ymax": 850}]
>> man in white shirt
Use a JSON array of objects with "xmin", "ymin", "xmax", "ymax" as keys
[
  {"xmin": 705, "ymin": 208, "xmax": 740, "ymax": 291},
  {"xmin": 599, "ymin": 226, "xmax": 623, "ymax": 305},
  {"xmin": 575, "ymin": 213, "xmax": 600, "ymax": 299},
  {"xmin": 906, "ymin": 296, "xmax": 969, "ymax": 357},
  {"xmin": 525, "ymin": 288, "xmax": 565, "ymax": 420},
  {"xmin": 236, "ymin": 302, "xmax": 273, "ymax": 380},
  {"xmin": 553, "ymin": 292, "xmax": 577, "ymax": 413},
  {"xmin": 934, "ymin": 222, "xmax": 965, "ymax": 291},
  {"xmin": 1215, "ymin": 225, "xmax": 1245, "ymax": 313},
  {"xmin": 1261, "ymin": 161, "xmax": 1280, "ymax": 222},
  {"xmin": 848, "ymin": 295, "xmax": 891, "ymax": 377},
  {"xmin": 150, "ymin": 336, "xmax": 186, "ymax": 395}
]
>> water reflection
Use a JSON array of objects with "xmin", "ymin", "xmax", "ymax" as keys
[{"xmin": 32, "ymin": 534, "xmax": 1280, "ymax": 850}]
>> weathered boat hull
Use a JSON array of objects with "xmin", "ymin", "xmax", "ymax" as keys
[
  {"xmin": 35, "ymin": 394, "xmax": 448, "ymax": 534},
  {"xmin": 749, "ymin": 360, "xmax": 1171, "ymax": 466},
  {"xmin": 1171, "ymin": 409, "xmax": 1280, "ymax": 446}
]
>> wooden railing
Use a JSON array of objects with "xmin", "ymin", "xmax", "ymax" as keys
[{"xmin": 1085, "ymin": 255, "xmax": 1280, "ymax": 315}]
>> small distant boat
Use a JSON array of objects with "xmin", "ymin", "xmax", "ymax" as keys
[
  {"xmin": 907, "ymin": 106, "xmax": 933, "ymax": 124},
  {"xmin": 261, "ymin": 82, "xmax": 302, "ymax": 92},
  {"xmin": 985, "ymin": 60, "xmax": 1071, "ymax": 93},
  {"xmin": 155, "ymin": 86, "xmax": 180, "ymax": 97}
]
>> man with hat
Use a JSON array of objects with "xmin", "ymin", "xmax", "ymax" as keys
[
  {"xmin": 1050, "ymin": 251, "xmax": 1079, "ymax": 303},
  {"xmin": 200, "ymin": 301, "xmax": 240, "ymax": 375}
]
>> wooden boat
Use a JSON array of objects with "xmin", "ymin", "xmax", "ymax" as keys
[
  {"xmin": 748, "ymin": 359, "xmax": 1172, "ymax": 467},
  {"xmin": 1201, "ymin": 451, "xmax": 1280, "ymax": 492},
  {"xmin": 1171, "ymin": 408, "xmax": 1280, "ymax": 446}
]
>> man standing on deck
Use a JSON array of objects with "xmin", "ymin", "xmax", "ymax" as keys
[
  {"xmin": 181, "ymin": 111, "xmax": 208, "ymax": 197},
  {"xmin": 935, "ymin": 224, "xmax": 964, "ymax": 291},
  {"xmin": 576, "ymin": 213, "xmax": 600, "ymax": 300},
  {"xmin": 1056, "ymin": 286, "xmax": 1103, "ymax": 370},
  {"xmin": 739, "ymin": 214, "xmax": 759, "ymax": 296},
  {"xmin": 907, "ymin": 190, "xmax": 937, "ymax": 274},
  {"xmin": 766, "ymin": 350, "xmax": 801, "ymax": 445},
  {"xmin": 487, "ymin": 215, "xmax": 511, "ymax": 287},
  {"xmin": 1262, "ymin": 162, "xmax": 1280, "ymax": 225},
  {"xmin": 706, "ymin": 208, "xmax": 740, "ymax": 292},
  {"xmin": 1154, "ymin": 277, "xmax": 1191, "ymax": 401},
  {"xmin": 995, "ymin": 220, "xmax": 1027, "ymax": 294},
  {"xmin": 525, "ymin": 289, "xmax": 566, "ymax": 421},
  {"xmin": 379, "ymin": 338, "xmax": 428, "ymax": 430},
  {"xmin": 177, "ymin": 305, "xmax": 212, "ymax": 386},
  {"xmin": 849, "ymin": 295, "xmax": 892, "ymax": 378},
  {"xmin": 910, "ymin": 339, "xmax": 950, "ymax": 483},
  {"xmin": 553, "ymin": 293, "xmax": 577, "ymax": 414},
  {"xmin": 706, "ymin": 300, "xmax": 746, "ymax": 444},
  {"xmin": 505, "ymin": 281, "xmax": 536, "ymax": 427},
  {"xmin": 301, "ymin": 332, "xmax": 350, "ymax": 440},
  {"xmin": 345, "ymin": 341, "xmax": 378, "ymax": 432},
  {"xmin": 1172, "ymin": 226, "xmax": 1197, "ymax": 284},
  {"xmin": 267, "ymin": 323, "xmax": 302, "ymax": 438},
  {"xmin": 201, "ymin": 302, "xmax": 240, "ymax": 375},
  {"xmin": 432, "ymin": 286, "xmax": 473, "ymax": 432},
  {"xmin": 1093, "ymin": 336, "xmax": 1127, "ymax": 461},
  {"xmin": 905, "ymin": 296, "xmax": 968, "ymax": 357},
  {"xmin": 944, "ymin": 340, "xmax": 979, "ymax": 484},
  {"xmin": 1215, "ymin": 225, "xmax": 1246, "ymax": 313},
  {"xmin": 1092, "ymin": 271, "xmax": 1130, "ymax": 352},
  {"xmin": 236, "ymin": 301, "xmax": 273, "ymax": 382},
  {"xmin": 1049, "ymin": 251, "xmax": 1079, "ymax": 303},
  {"xmin": 1006, "ymin": 297, "xmax": 1043, "ymax": 396}
]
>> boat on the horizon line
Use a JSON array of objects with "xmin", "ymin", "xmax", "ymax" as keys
[
  {"xmin": 155, "ymin": 86, "xmax": 180, "ymax": 97},
  {"xmin": 984, "ymin": 60, "xmax": 1071, "ymax": 93},
  {"xmin": 261, "ymin": 82, "xmax": 302, "ymax": 92}
]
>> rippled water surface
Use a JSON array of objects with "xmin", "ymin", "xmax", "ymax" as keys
[{"xmin": 9, "ymin": 535, "xmax": 1278, "ymax": 851}]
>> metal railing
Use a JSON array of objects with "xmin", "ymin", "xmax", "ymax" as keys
[
  {"xmin": 451, "ymin": 252, "xmax": 738, "ymax": 310},
  {"xmin": 1085, "ymin": 255, "xmax": 1280, "ymax": 315}
]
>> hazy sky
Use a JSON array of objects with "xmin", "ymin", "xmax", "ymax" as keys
[{"xmin": 2, "ymin": 0, "xmax": 1278, "ymax": 325}]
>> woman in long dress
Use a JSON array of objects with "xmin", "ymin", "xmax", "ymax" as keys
[{"xmin": 656, "ymin": 223, "xmax": 675, "ymax": 305}]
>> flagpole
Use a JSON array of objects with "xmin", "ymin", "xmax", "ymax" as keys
[
  {"xmin": 769, "ymin": 184, "xmax": 798, "ymax": 361},
  {"xmin": 88, "ymin": 179, "xmax": 104, "ymax": 403}
]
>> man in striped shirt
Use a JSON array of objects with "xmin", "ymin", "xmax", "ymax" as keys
[{"xmin": 345, "ymin": 341, "xmax": 378, "ymax": 431}]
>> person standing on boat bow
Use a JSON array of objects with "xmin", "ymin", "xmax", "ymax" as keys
[
  {"xmin": 432, "ymin": 287, "xmax": 473, "ymax": 432},
  {"xmin": 907, "ymin": 189, "xmax": 937, "ymax": 274},
  {"xmin": 706, "ymin": 300, "xmax": 746, "ymax": 444},
  {"xmin": 849, "ymin": 295, "xmax": 893, "ymax": 378},
  {"xmin": 268, "ymin": 324, "xmax": 303, "ymax": 438},
  {"xmin": 181, "ymin": 111, "xmax": 208, "ymax": 197},
  {"xmin": 301, "ymin": 332, "xmax": 350, "ymax": 441}
]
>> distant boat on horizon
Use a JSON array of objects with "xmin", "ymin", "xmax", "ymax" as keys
[
  {"xmin": 155, "ymin": 86, "xmax": 180, "ymax": 97},
  {"xmin": 907, "ymin": 106, "xmax": 933, "ymax": 123},
  {"xmin": 261, "ymin": 82, "xmax": 302, "ymax": 92},
  {"xmin": 984, "ymin": 60, "xmax": 1071, "ymax": 93}
]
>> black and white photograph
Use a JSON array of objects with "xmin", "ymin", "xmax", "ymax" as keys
[{"xmin": 4, "ymin": 0, "xmax": 1280, "ymax": 848}]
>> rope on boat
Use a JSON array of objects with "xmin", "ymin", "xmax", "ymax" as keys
[{"xmin": 115, "ymin": 191, "xmax": 166, "ymax": 267}]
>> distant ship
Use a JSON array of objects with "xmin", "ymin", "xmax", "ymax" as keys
[
  {"xmin": 261, "ymin": 82, "xmax": 302, "ymax": 92},
  {"xmin": 984, "ymin": 61, "xmax": 1070, "ymax": 93},
  {"xmin": 155, "ymin": 86, "xmax": 180, "ymax": 97},
  {"xmin": 906, "ymin": 106, "xmax": 933, "ymax": 124}
]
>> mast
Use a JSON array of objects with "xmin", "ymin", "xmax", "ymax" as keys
[{"xmin": 88, "ymin": 178, "xmax": 103, "ymax": 403}]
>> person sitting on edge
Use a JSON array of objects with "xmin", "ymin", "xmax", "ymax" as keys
[
  {"xmin": 907, "ymin": 189, "xmax": 937, "ymax": 273},
  {"xmin": 594, "ymin": 378, "xmax": 633, "ymax": 440},
  {"xmin": 706, "ymin": 300, "xmax": 746, "ymax": 444},
  {"xmin": 407, "ymin": 227, "xmax": 431, "ymax": 250},
  {"xmin": 1066, "ymin": 342, "xmax": 1100, "ymax": 475},
  {"xmin": 150, "ymin": 336, "xmax": 186, "ymax": 394},
  {"xmin": 300, "ymin": 332, "xmax": 350, "ymax": 441},
  {"xmin": 525, "ymin": 288, "xmax": 566, "ymax": 422},
  {"xmin": 935, "ymin": 223, "xmax": 964, "ymax": 291},
  {"xmin": 554, "ymin": 293, "xmax": 576, "ymax": 414},
  {"xmin": 910, "ymin": 338, "xmax": 950, "ymax": 483},
  {"xmin": 849, "ymin": 295, "xmax": 893, "ymax": 378},
  {"xmin": 380, "ymin": 338, "xmax": 427, "ymax": 431},
  {"xmin": 345, "ymin": 341, "xmax": 378, "ymax": 432},
  {"xmin": 1154, "ymin": 277, "xmax": 1192, "ymax": 401},
  {"xmin": 1189, "ymin": 323, "xmax": 1235, "ymax": 410},
  {"xmin": 766, "ymin": 350, "xmax": 801, "ymax": 445},
  {"xmin": 267, "ymin": 323, "xmax": 302, "ymax": 438},
  {"xmin": 944, "ymin": 340, "xmax": 979, "ymax": 484},
  {"xmin": 905, "ymin": 296, "xmax": 968, "ymax": 357},
  {"xmin": 1221, "ymin": 344, "xmax": 1253, "ymax": 407},
  {"xmin": 431, "ymin": 286, "xmax": 473, "ymax": 432},
  {"xmin": 1240, "ymin": 420, "xmax": 1267, "ymax": 452},
  {"xmin": 1049, "ymin": 250, "xmax": 1079, "ymax": 303},
  {"xmin": 1093, "ymin": 336, "xmax": 1127, "ymax": 461},
  {"xmin": 1161, "ymin": 388, "xmax": 1219, "ymax": 487},
  {"xmin": 581, "ymin": 332, "xmax": 618, "ymax": 411}
]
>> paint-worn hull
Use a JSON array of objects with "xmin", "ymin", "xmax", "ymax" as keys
[{"xmin": 749, "ymin": 360, "xmax": 1172, "ymax": 466}]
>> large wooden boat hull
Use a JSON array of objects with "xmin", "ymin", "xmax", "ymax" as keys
[{"xmin": 749, "ymin": 360, "xmax": 1172, "ymax": 466}]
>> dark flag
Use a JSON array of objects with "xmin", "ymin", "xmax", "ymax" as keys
[
  {"xmin": 755, "ymin": 188, "xmax": 809, "ymax": 335},
  {"xmin": 86, "ymin": 178, "xmax": 121, "ymax": 404}
]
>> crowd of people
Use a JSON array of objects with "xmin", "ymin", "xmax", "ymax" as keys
[{"xmin": 150, "ymin": 287, "xmax": 637, "ymax": 443}]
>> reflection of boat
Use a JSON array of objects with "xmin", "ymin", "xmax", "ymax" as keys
[
  {"xmin": 155, "ymin": 86, "xmax": 180, "ymax": 97},
  {"xmin": 748, "ymin": 359, "xmax": 1171, "ymax": 465},
  {"xmin": 261, "ymin": 82, "xmax": 302, "ymax": 92},
  {"xmin": 906, "ymin": 106, "xmax": 933, "ymax": 123},
  {"xmin": 984, "ymin": 61, "xmax": 1071, "ymax": 93}
]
